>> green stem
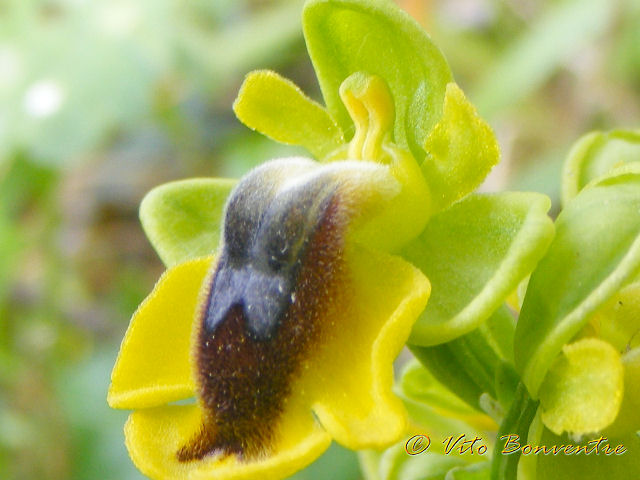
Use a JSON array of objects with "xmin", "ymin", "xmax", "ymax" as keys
[{"xmin": 491, "ymin": 383, "xmax": 539, "ymax": 480}]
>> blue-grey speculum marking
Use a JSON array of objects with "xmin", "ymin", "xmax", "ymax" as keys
[{"xmin": 204, "ymin": 160, "xmax": 339, "ymax": 340}]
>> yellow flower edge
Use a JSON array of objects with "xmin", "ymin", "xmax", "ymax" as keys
[
  {"xmin": 108, "ymin": 244, "xmax": 429, "ymax": 479},
  {"xmin": 307, "ymin": 244, "xmax": 430, "ymax": 448},
  {"xmin": 108, "ymin": 257, "xmax": 214, "ymax": 409},
  {"xmin": 125, "ymin": 402, "xmax": 332, "ymax": 480}
]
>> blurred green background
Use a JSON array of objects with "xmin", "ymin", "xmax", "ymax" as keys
[{"xmin": 0, "ymin": 0, "xmax": 638, "ymax": 478}]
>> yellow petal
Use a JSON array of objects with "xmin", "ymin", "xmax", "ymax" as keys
[
  {"xmin": 124, "ymin": 396, "xmax": 331, "ymax": 480},
  {"xmin": 108, "ymin": 257, "xmax": 213, "ymax": 409},
  {"xmin": 539, "ymin": 337, "xmax": 624, "ymax": 435},
  {"xmin": 305, "ymin": 245, "xmax": 430, "ymax": 449}
]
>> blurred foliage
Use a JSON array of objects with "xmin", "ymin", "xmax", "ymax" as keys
[{"xmin": 0, "ymin": 0, "xmax": 638, "ymax": 479}]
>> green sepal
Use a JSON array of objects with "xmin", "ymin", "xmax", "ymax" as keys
[
  {"xmin": 515, "ymin": 165, "xmax": 640, "ymax": 397},
  {"xmin": 233, "ymin": 70, "xmax": 344, "ymax": 160},
  {"xmin": 561, "ymin": 129, "xmax": 640, "ymax": 206},
  {"xmin": 410, "ymin": 341, "xmax": 487, "ymax": 412},
  {"xmin": 538, "ymin": 338, "xmax": 624, "ymax": 435},
  {"xmin": 399, "ymin": 360, "xmax": 494, "ymax": 444},
  {"xmin": 140, "ymin": 178, "xmax": 236, "ymax": 267},
  {"xmin": 593, "ymin": 281, "xmax": 640, "ymax": 352},
  {"xmin": 421, "ymin": 83, "xmax": 500, "ymax": 212},
  {"xmin": 403, "ymin": 192, "xmax": 553, "ymax": 346},
  {"xmin": 303, "ymin": 0, "xmax": 452, "ymax": 160},
  {"xmin": 410, "ymin": 306, "xmax": 516, "ymax": 412}
]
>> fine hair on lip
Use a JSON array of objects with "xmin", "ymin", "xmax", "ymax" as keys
[{"xmin": 177, "ymin": 180, "xmax": 348, "ymax": 462}]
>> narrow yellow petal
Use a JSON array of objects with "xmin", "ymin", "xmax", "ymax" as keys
[
  {"xmin": 108, "ymin": 257, "xmax": 213, "ymax": 409},
  {"xmin": 305, "ymin": 245, "xmax": 430, "ymax": 449},
  {"xmin": 124, "ymin": 398, "xmax": 331, "ymax": 480}
]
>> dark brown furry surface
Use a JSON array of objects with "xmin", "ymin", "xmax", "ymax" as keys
[{"xmin": 177, "ymin": 195, "xmax": 345, "ymax": 462}]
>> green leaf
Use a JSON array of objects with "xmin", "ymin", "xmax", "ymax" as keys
[
  {"xmin": 140, "ymin": 178, "xmax": 236, "ymax": 267},
  {"xmin": 421, "ymin": 83, "xmax": 500, "ymax": 212},
  {"xmin": 233, "ymin": 70, "xmax": 344, "ymax": 160},
  {"xmin": 303, "ymin": 0, "xmax": 452, "ymax": 160},
  {"xmin": 538, "ymin": 338, "xmax": 624, "ymax": 435},
  {"xmin": 515, "ymin": 166, "xmax": 640, "ymax": 397},
  {"xmin": 561, "ymin": 129, "xmax": 640, "ymax": 205},
  {"xmin": 403, "ymin": 192, "xmax": 553, "ymax": 346}
]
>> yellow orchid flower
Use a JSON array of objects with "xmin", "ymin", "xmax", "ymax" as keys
[
  {"xmin": 108, "ymin": 73, "xmax": 432, "ymax": 479},
  {"xmin": 106, "ymin": 1, "xmax": 540, "ymax": 478}
]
